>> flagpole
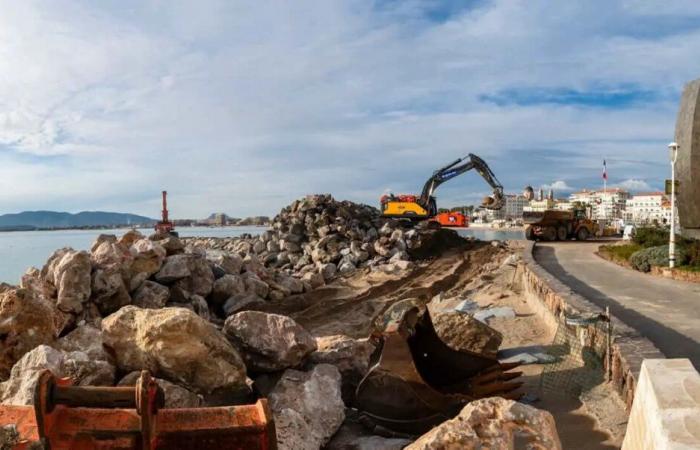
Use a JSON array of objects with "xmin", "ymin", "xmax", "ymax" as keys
[{"xmin": 603, "ymin": 159, "xmax": 607, "ymax": 222}]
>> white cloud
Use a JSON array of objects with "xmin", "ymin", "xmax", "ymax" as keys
[
  {"xmin": 0, "ymin": 1, "xmax": 696, "ymax": 217},
  {"xmin": 614, "ymin": 179, "xmax": 653, "ymax": 191},
  {"xmin": 541, "ymin": 181, "xmax": 575, "ymax": 192}
]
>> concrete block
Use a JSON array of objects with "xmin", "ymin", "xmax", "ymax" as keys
[
  {"xmin": 674, "ymin": 79, "xmax": 700, "ymax": 238},
  {"xmin": 622, "ymin": 359, "xmax": 700, "ymax": 450}
]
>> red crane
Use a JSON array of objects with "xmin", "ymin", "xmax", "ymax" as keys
[{"xmin": 155, "ymin": 190, "xmax": 176, "ymax": 235}]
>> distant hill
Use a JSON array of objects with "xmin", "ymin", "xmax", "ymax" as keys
[{"xmin": 0, "ymin": 211, "xmax": 156, "ymax": 229}]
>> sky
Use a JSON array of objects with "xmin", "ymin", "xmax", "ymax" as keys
[{"xmin": 1, "ymin": 0, "xmax": 700, "ymax": 219}]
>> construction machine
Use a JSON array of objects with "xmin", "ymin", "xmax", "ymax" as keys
[
  {"xmin": 155, "ymin": 190, "xmax": 177, "ymax": 236},
  {"xmin": 523, "ymin": 209, "xmax": 598, "ymax": 241},
  {"xmin": 380, "ymin": 154, "xmax": 504, "ymax": 221},
  {"xmin": 0, "ymin": 370, "xmax": 276, "ymax": 449},
  {"xmin": 354, "ymin": 302, "xmax": 523, "ymax": 436}
]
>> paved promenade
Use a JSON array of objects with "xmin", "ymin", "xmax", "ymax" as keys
[{"xmin": 534, "ymin": 241, "xmax": 700, "ymax": 369}]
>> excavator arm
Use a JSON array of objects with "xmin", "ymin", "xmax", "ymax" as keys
[{"xmin": 419, "ymin": 153, "xmax": 504, "ymax": 210}]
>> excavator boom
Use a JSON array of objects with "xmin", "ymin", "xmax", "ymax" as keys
[{"xmin": 380, "ymin": 153, "xmax": 504, "ymax": 221}]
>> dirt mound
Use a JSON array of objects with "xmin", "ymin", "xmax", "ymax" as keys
[{"xmin": 407, "ymin": 228, "xmax": 469, "ymax": 260}]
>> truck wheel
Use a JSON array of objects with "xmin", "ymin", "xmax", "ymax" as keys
[
  {"xmin": 577, "ymin": 228, "xmax": 589, "ymax": 241},
  {"xmin": 557, "ymin": 226, "xmax": 568, "ymax": 241},
  {"xmin": 543, "ymin": 227, "xmax": 557, "ymax": 241},
  {"xmin": 525, "ymin": 226, "xmax": 535, "ymax": 241}
]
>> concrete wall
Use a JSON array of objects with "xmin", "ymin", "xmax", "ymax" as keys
[
  {"xmin": 621, "ymin": 359, "xmax": 700, "ymax": 450},
  {"xmin": 519, "ymin": 241, "xmax": 665, "ymax": 409},
  {"xmin": 674, "ymin": 79, "xmax": 700, "ymax": 239}
]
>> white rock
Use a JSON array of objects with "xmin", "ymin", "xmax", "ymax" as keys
[
  {"xmin": 406, "ymin": 397, "xmax": 562, "ymax": 450},
  {"xmin": 269, "ymin": 364, "xmax": 345, "ymax": 450},
  {"xmin": 101, "ymin": 306, "xmax": 247, "ymax": 395},
  {"xmin": 224, "ymin": 311, "xmax": 317, "ymax": 372}
]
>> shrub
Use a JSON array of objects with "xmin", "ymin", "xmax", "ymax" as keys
[
  {"xmin": 600, "ymin": 244, "xmax": 642, "ymax": 262},
  {"xmin": 632, "ymin": 227, "xmax": 669, "ymax": 248},
  {"xmin": 629, "ymin": 245, "xmax": 687, "ymax": 272},
  {"xmin": 682, "ymin": 239, "xmax": 700, "ymax": 267}
]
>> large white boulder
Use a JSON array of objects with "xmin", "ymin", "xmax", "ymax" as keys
[
  {"xmin": 406, "ymin": 397, "xmax": 562, "ymax": 450},
  {"xmin": 269, "ymin": 364, "xmax": 345, "ymax": 450},
  {"xmin": 101, "ymin": 306, "xmax": 247, "ymax": 395},
  {"xmin": 223, "ymin": 311, "xmax": 317, "ymax": 372}
]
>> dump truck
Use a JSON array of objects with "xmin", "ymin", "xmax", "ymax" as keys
[
  {"xmin": 523, "ymin": 208, "xmax": 598, "ymax": 241},
  {"xmin": 380, "ymin": 154, "xmax": 504, "ymax": 222}
]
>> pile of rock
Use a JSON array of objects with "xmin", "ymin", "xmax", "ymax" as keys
[
  {"xmin": 184, "ymin": 194, "xmax": 422, "ymax": 279},
  {"xmin": 0, "ymin": 195, "xmax": 562, "ymax": 449}
]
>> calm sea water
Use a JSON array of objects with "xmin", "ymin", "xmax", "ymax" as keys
[
  {"xmin": 0, "ymin": 226, "xmax": 266, "ymax": 284},
  {"xmin": 0, "ymin": 226, "xmax": 523, "ymax": 284}
]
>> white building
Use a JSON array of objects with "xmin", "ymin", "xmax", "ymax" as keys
[
  {"xmin": 504, "ymin": 194, "xmax": 529, "ymax": 219},
  {"xmin": 569, "ymin": 188, "xmax": 630, "ymax": 220},
  {"xmin": 624, "ymin": 192, "xmax": 672, "ymax": 225},
  {"xmin": 486, "ymin": 194, "xmax": 530, "ymax": 220}
]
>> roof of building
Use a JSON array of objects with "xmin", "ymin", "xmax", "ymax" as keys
[
  {"xmin": 571, "ymin": 187, "xmax": 627, "ymax": 195},
  {"xmin": 631, "ymin": 191, "xmax": 665, "ymax": 197}
]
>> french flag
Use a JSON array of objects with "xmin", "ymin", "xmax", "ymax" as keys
[{"xmin": 603, "ymin": 160, "xmax": 608, "ymax": 181}]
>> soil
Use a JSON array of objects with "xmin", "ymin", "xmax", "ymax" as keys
[{"xmin": 260, "ymin": 237, "xmax": 629, "ymax": 448}]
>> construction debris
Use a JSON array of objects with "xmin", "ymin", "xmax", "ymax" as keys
[{"xmin": 0, "ymin": 194, "xmax": 573, "ymax": 449}]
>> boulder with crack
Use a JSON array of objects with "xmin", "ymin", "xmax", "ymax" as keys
[
  {"xmin": 309, "ymin": 335, "xmax": 375, "ymax": 401},
  {"xmin": 0, "ymin": 288, "xmax": 57, "ymax": 379},
  {"xmin": 128, "ymin": 239, "xmax": 166, "ymax": 291},
  {"xmin": 132, "ymin": 280, "xmax": 170, "ymax": 309},
  {"xmin": 223, "ymin": 311, "xmax": 317, "ymax": 372},
  {"xmin": 405, "ymin": 397, "xmax": 562, "ymax": 450},
  {"xmin": 41, "ymin": 248, "xmax": 92, "ymax": 314},
  {"xmin": 0, "ymin": 345, "xmax": 115, "ymax": 405},
  {"xmin": 430, "ymin": 310, "xmax": 503, "ymax": 359},
  {"xmin": 101, "ymin": 306, "xmax": 247, "ymax": 395},
  {"xmin": 54, "ymin": 324, "xmax": 111, "ymax": 362},
  {"xmin": 269, "ymin": 364, "xmax": 345, "ymax": 450}
]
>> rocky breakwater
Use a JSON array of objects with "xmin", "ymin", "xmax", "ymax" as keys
[
  {"xmin": 183, "ymin": 194, "xmax": 424, "ymax": 280},
  {"xmin": 0, "ymin": 195, "xmax": 562, "ymax": 450}
]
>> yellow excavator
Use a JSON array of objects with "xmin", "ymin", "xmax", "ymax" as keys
[{"xmin": 380, "ymin": 153, "xmax": 504, "ymax": 221}]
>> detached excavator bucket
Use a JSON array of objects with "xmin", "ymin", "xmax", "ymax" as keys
[
  {"xmin": 0, "ymin": 370, "xmax": 276, "ymax": 450},
  {"xmin": 354, "ymin": 305, "xmax": 522, "ymax": 435}
]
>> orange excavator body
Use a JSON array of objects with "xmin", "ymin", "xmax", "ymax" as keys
[{"xmin": 0, "ymin": 370, "xmax": 276, "ymax": 450}]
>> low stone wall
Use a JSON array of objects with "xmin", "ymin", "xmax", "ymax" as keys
[
  {"xmin": 651, "ymin": 266, "xmax": 700, "ymax": 283},
  {"xmin": 518, "ymin": 241, "xmax": 665, "ymax": 409},
  {"xmin": 621, "ymin": 359, "xmax": 700, "ymax": 449}
]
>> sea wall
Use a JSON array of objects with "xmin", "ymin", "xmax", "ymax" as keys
[
  {"xmin": 621, "ymin": 359, "xmax": 700, "ymax": 450},
  {"xmin": 518, "ymin": 241, "xmax": 665, "ymax": 409}
]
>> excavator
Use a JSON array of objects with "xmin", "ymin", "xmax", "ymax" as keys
[{"xmin": 380, "ymin": 153, "xmax": 504, "ymax": 221}]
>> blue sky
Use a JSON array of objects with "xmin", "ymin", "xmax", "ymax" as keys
[{"xmin": 1, "ymin": 0, "xmax": 699, "ymax": 218}]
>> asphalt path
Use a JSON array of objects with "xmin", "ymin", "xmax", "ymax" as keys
[{"xmin": 534, "ymin": 241, "xmax": 700, "ymax": 369}]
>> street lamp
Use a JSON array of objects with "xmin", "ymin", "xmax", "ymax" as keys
[{"xmin": 668, "ymin": 142, "xmax": 679, "ymax": 268}]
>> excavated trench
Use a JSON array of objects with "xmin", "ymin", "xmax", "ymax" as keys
[{"xmin": 291, "ymin": 236, "xmax": 630, "ymax": 449}]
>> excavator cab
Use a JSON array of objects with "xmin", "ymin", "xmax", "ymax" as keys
[
  {"xmin": 380, "ymin": 154, "xmax": 504, "ymax": 222},
  {"xmin": 354, "ymin": 303, "xmax": 522, "ymax": 435}
]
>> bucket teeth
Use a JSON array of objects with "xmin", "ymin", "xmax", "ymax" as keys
[
  {"xmin": 471, "ymin": 381, "xmax": 524, "ymax": 397},
  {"xmin": 497, "ymin": 361, "xmax": 523, "ymax": 371}
]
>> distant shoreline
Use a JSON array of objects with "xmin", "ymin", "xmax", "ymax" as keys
[{"xmin": 0, "ymin": 224, "xmax": 271, "ymax": 233}]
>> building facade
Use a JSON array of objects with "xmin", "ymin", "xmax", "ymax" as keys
[
  {"xmin": 569, "ymin": 188, "xmax": 630, "ymax": 220},
  {"xmin": 624, "ymin": 192, "xmax": 672, "ymax": 225},
  {"xmin": 485, "ymin": 194, "xmax": 530, "ymax": 220}
]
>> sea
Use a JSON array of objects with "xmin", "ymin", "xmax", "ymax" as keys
[{"xmin": 0, "ymin": 226, "xmax": 523, "ymax": 284}]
